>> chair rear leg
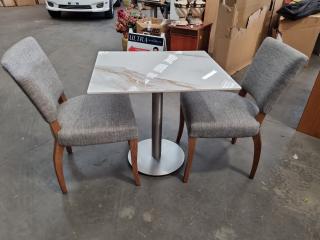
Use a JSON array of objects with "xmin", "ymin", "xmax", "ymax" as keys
[
  {"xmin": 129, "ymin": 139, "xmax": 141, "ymax": 186},
  {"xmin": 53, "ymin": 140, "xmax": 67, "ymax": 193},
  {"xmin": 249, "ymin": 132, "xmax": 262, "ymax": 179},
  {"xmin": 183, "ymin": 137, "xmax": 197, "ymax": 183},
  {"xmin": 176, "ymin": 106, "xmax": 184, "ymax": 144},
  {"xmin": 231, "ymin": 138, "xmax": 237, "ymax": 144}
]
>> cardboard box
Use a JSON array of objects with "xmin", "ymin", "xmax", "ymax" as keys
[
  {"xmin": 15, "ymin": 0, "xmax": 36, "ymax": 5},
  {"xmin": 213, "ymin": 5, "xmax": 268, "ymax": 74},
  {"xmin": 136, "ymin": 18, "xmax": 169, "ymax": 36},
  {"xmin": 260, "ymin": 0, "xmax": 283, "ymax": 43},
  {"xmin": 2, "ymin": 0, "xmax": 16, "ymax": 6},
  {"xmin": 205, "ymin": 0, "xmax": 271, "ymax": 56},
  {"xmin": 225, "ymin": 0, "xmax": 271, "ymax": 28},
  {"xmin": 203, "ymin": 0, "xmax": 219, "ymax": 54},
  {"xmin": 269, "ymin": 0, "xmax": 284, "ymax": 29},
  {"xmin": 278, "ymin": 14, "xmax": 320, "ymax": 59}
]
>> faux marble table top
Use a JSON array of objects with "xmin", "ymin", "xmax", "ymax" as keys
[{"xmin": 87, "ymin": 51, "xmax": 241, "ymax": 94}]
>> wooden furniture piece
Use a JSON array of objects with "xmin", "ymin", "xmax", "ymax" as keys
[
  {"xmin": 176, "ymin": 38, "xmax": 308, "ymax": 183},
  {"xmin": 297, "ymin": 71, "xmax": 320, "ymax": 138},
  {"xmin": 168, "ymin": 24, "xmax": 212, "ymax": 51},
  {"xmin": 87, "ymin": 51, "xmax": 241, "ymax": 176}
]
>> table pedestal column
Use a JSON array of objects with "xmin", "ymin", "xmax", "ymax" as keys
[
  {"xmin": 152, "ymin": 93, "xmax": 163, "ymax": 160},
  {"xmin": 128, "ymin": 93, "xmax": 185, "ymax": 176}
]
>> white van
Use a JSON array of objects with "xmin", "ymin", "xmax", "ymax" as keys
[{"xmin": 46, "ymin": 0, "xmax": 120, "ymax": 18}]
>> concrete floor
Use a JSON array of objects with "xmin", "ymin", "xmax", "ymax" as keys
[{"xmin": 0, "ymin": 5, "xmax": 320, "ymax": 240}]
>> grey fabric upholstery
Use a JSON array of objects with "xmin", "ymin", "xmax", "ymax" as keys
[
  {"xmin": 181, "ymin": 91, "xmax": 260, "ymax": 138},
  {"xmin": 1, "ymin": 37, "xmax": 64, "ymax": 123},
  {"xmin": 57, "ymin": 94, "xmax": 138, "ymax": 146},
  {"xmin": 2, "ymin": 37, "xmax": 138, "ymax": 146},
  {"xmin": 181, "ymin": 37, "xmax": 308, "ymax": 139},
  {"xmin": 242, "ymin": 37, "xmax": 308, "ymax": 114}
]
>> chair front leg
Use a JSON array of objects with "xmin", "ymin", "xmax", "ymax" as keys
[
  {"xmin": 183, "ymin": 137, "xmax": 197, "ymax": 183},
  {"xmin": 53, "ymin": 140, "xmax": 67, "ymax": 193},
  {"xmin": 129, "ymin": 139, "xmax": 141, "ymax": 186},
  {"xmin": 176, "ymin": 106, "xmax": 184, "ymax": 144},
  {"xmin": 249, "ymin": 132, "xmax": 262, "ymax": 179}
]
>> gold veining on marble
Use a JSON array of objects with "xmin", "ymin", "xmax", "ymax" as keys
[
  {"xmin": 88, "ymin": 51, "xmax": 241, "ymax": 94},
  {"xmin": 94, "ymin": 65, "xmax": 198, "ymax": 91}
]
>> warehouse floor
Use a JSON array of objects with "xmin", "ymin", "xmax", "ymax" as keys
[{"xmin": 0, "ymin": 5, "xmax": 320, "ymax": 240}]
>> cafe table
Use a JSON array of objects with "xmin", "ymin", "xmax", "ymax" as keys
[{"xmin": 87, "ymin": 51, "xmax": 241, "ymax": 176}]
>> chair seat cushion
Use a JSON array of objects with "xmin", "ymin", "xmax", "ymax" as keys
[
  {"xmin": 57, "ymin": 94, "xmax": 138, "ymax": 146},
  {"xmin": 181, "ymin": 91, "xmax": 260, "ymax": 138}
]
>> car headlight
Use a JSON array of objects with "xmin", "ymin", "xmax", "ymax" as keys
[{"xmin": 47, "ymin": 1, "xmax": 54, "ymax": 6}]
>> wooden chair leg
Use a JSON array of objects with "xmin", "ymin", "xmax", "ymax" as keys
[
  {"xmin": 176, "ymin": 106, "xmax": 184, "ymax": 144},
  {"xmin": 53, "ymin": 140, "xmax": 67, "ymax": 193},
  {"xmin": 66, "ymin": 146, "xmax": 73, "ymax": 154},
  {"xmin": 129, "ymin": 139, "xmax": 141, "ymax": 186},
  {"xmin": 249, "ymin": 132, "xmax": 262, "ymax": 179},
  {"xmin": 183, "ymin": 137, "xmax": 197, "ymax": 183},
  {"xmin": 231, "ymin": 138, "xmax": 237, "ymax": 144}
]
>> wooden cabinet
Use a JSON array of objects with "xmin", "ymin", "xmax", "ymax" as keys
[
  {"xmin": 297, "ymin": 72, "xmax": 320, "ymax": 138},
  {"xmin": 168, "ymin": 24, "xmax": 212, "ymax": 51}
]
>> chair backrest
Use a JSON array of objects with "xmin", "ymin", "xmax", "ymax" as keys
[
  {"xmin": 1, "ymin": 37, "xmax": 64, "ymax": 123},
  {"xmin": 241, "ymin": 37, "xmax": 308, "ymax": 114}
]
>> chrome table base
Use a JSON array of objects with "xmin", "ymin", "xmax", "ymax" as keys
[
  {"xmin": 128, "ymin": 93, "xmax": 185, "ymax": 176},
  {"xmin": 128, "ymin": 139, "xmax": 185, "ymax": 176}
]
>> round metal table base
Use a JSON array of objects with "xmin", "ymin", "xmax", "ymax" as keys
[{"xmin": 128, "ymin": 139, "xmax": 185, "ymax": 176}]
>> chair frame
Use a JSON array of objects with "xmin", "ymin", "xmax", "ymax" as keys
[
  {"xmin": 49, "ymin": 93, "xmax": 140, "ymax": 193},
  {"xmin": 176, "ymin": 89, "xmax": 266, "ymax": 183}
]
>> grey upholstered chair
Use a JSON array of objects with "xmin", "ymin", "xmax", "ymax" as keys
[
  {"xmin": 1, "ymin": 37, "xmax": 140, "ymax": 193},
  {"xmin": 176, "ymin": 37, "xmax": 308, "ymax": 183}
]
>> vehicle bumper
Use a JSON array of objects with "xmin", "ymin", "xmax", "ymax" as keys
[{"xmin": 46, "ymin": 0, "xmax": 111, "ymax": 12}]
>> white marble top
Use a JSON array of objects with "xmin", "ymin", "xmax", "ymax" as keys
[{"xmin": 87, "ymin": 51, "xmax": 241, "ymax": 94}]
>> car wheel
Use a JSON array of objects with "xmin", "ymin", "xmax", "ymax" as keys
[
  {"xmin": 104, "ymin": 0, "xmax": 114, "ymax": 19},
  {"xmin": 114, "ymin": 0, "xmax": 120, "ymax": 7},
  {"xmin": 48, "ymin": 10, "xmax": 61, "ymax": 18}
]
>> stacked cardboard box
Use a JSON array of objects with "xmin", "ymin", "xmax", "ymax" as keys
[
  {"xmin": 16, "ymin": 0, "xmax": 36, "ymax": 6},
  {"xmin": 204, "ymin": 0, "xmax": 284, "ymax": 74},
  {"xmin": 226, "ymin": 0, "xmax": 271, "ymax": 28},
  {"xmin": 136, "ymin": 18, "xmax": 170, "ymax": 36},
  {"xmin": 1, "ymin": 0, "xmax": 43, "ymax": 6},
  {"xmin": 211, "ymin": 0, "xmax": 270, "ymax": 74},
  {"xmin": 2, "ymin": 0, "xmax": 16, "ymax": 6},
  {"xmin": 261, "ymin": 0, "xmax": 284, "ymax": 41},
  {"xmin": 278, "ymin": 14, "xmax": 320, "ymax": 60},
  {"xmin": 203, "ymin": 0, "xmax": 219, "ymax": 54}
]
